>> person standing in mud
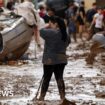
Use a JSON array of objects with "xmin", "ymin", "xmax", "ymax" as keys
[
  {"xmin": 6, "ymin": 0, "xmax": 15, "ymax": 10},
  {"xmin": 86, "ymin": 2, "xmax": 97, "ymax": 40},
  {"xmin": 86, "ymin": 31, "xmax": 105, "ymax": 64},
  {"xmin": 89, "ymin": 7, "xmax": 104, "ymax": 34},
  {"xmin": 76, "ymin": 1, "xmax": 86, "ymax": 41},
  {"xmin": 35, "ymin": 16, "xmax": 71, "ymax": 103},
  {"xmin": 66, "ymin": 2, "xmax": 77, "ymax": 42}
]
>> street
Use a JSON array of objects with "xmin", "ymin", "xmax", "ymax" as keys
[{"xmin": 0, "ymin": 40, "xmax": 105, "ymax": 105}]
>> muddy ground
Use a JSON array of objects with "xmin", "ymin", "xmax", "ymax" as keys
[{"xmin": 0, "ymin": 40, "xmax": 105, "ymax": 105}]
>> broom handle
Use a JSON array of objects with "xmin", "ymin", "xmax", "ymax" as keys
[{"xmin": 35, "ymin": 76, "xmax": 44, "ymax": 100}]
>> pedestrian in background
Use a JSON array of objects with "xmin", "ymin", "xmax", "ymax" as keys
[
  {"xmin": 86, "ymin": 31, "xmax": 105, "ymax": 64},
  {"xmin": 38, "ymin": 5, "xmax": 49, "ymax": 23},
  {"xmin": 39, "ymin": 7, "xmax": 57, "ymax": 23},
  {"xmin": 89, "ymin": 7, "xmax": 104, "ymax": 35},
  {"xmin": 86, "ymin": 2, "xmax": 97, "ymax": 40},
  {"xmin": 66, "ymin": 2, "xmax": 77, "ymax": 42},
  {"xmin": 39, "ymin": 5, "xmax": 46, "ymax": 18},
  {"xmin": 86, "ymin": 2, "xmax": 97, "ymax": 24},
  {"xmin": 6, "ymin": 0, "xmax": 15, "ymax": 10},
  {"xmin": 76, "ymin": 1, "xmax": 86, "ymax": 41}
]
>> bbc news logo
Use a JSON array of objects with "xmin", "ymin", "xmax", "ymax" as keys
[{"xmin": 0, "ymin": 90, "xmax": 14, "ymax": 97}]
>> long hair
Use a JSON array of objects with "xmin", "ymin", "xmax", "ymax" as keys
[{"xmin": 49, "ymin": 16, "xmax": 68, "ymax": 42}]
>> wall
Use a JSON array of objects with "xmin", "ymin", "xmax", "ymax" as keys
[
  {"xmin": 84, "ymin": 0, "xmax": 96, "ymax": 11},
  {"xmin": 96, "ymin": 0, "xmax": 105, "ymax": 7}
]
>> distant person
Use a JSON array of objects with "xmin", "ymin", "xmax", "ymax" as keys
[
  {"xmin": 77, "ymin": 1, "xmax": 86, "ymax": 41},
  {"xmin": 39, "ymin": 5, "xmax": 46, "ymax": 18},
  {"xmin": 89, "ymin": 7, "xmax": 104, "ymax": 35},
  {"xmin": 86, "ymin": 3, "xmax": 97, "ymax": 24},
  {"xmin": 42, "ymin": 7, "xmax": 56, "ymax": 23},
  {"xmin": 86, "ymin": 8, "xmax": 105, "ymax": 64},
  {"xmin": 38, "ymin": 5, "xmax": 49, "ymax": 23},
  {"xmin": 73, "ymin": 2, "xmax": 79, "ymax": 16},
  {"xmin": 66, "ymin": 2, "xmax": 77, "ymax": 42},
  {"xmin": 86, "ymin": 3, "xmax": 97, "ymax": 40},
  {"xmin": 86, "ymin": 31, "xmax": 105, "ymax": 64},
  {"xmin": 6, "ymin": 0, "xmax": 15, "ymax": 10}
]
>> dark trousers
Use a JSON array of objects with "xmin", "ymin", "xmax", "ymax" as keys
[
  {"xmin": 88, "ymin": 27, "xmax": 103, "ymax": 41},
  {"xmin": 40, "ymin": 63, "xmax": 66, "ymax": 99},
  {"xmin": 94, "ymin": 27, "xmax": 103, "ymax": 34}
]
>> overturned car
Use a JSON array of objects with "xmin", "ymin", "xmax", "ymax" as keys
[{"xmin": 0, "ymin": 8, "xmax": 33, "ymax": 61}]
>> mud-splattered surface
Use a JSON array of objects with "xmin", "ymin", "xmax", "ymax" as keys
[{"xmin": 0, "ymin": 40, "xmax": 105, "ymax": 105}]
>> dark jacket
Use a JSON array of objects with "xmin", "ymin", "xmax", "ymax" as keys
[
  {"xmin": 86, "ymin": 8, "xmax": 97, "ymax": 23},
  {"xmin": 40, "ymin": 28, "xmax": 70, "ymax": 65}
]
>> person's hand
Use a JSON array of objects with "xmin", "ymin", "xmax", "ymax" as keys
[
  {"xmin": 45, "ymin": 23, "xmax": 50, "ymax": 28},
  {"xmin": 39, "ymin": 23, "xmax": 50, "ymax": 30}
]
